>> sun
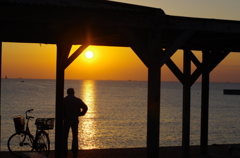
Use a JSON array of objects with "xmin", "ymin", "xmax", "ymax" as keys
[{"xmin": 85, "ymin": 51, "xmax": 94, "ymax": 59}]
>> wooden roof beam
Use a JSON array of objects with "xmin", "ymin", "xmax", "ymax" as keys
[{"xmin": 165, "ymin": 15, "xmax": 240, "ymax": 33}]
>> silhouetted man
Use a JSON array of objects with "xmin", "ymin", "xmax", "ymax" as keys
[{"xmin": 63, "ymin": 88, "xmax": 88, "ymax": 158}]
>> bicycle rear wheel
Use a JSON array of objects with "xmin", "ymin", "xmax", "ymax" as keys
[
  {"xmin": 35, "ymin": 131, "xmax": 50, "ymax": 156},
  {"xmin": 7, "ymin": 131, "xmax": 34, "ymax": 157}
]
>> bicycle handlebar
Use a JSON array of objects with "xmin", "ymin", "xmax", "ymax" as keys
[
  {"xmin": 27, "ymin": 109, "xmax": 34, "ymax": 113},
  {"xmin": 25, "ymin": 109, "xmax": 34, "ymax": 119}
]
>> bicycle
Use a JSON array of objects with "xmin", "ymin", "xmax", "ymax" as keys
[{"xmin": 7, "ymin": 109, "xmax": 55, "ymax": 157}]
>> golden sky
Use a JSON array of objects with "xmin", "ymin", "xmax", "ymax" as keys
[
  {"xmin": 1, "ymin": 42, "xmax": 240, "ymax": 82},
  {"xmin": 2, "ymin": 1, "xmax": 240, "ymax": 83}
]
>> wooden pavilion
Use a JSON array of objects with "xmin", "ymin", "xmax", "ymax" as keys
[{"xmin": 1, "ymin": 0, "xmax": 240, "ymax": 158}]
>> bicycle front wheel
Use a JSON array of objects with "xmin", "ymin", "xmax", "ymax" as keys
[
  {"xmin": 7, "ymin": 131, "xmax": 34, "ymax": 157},
  {"xmin": 35, "ymin": 131, "xmax": 50, "ymax": 156}
]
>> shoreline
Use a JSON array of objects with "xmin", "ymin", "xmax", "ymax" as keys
[{"xmin": 1, "ymin": 144, "xmax": 240, "ymax": 158}]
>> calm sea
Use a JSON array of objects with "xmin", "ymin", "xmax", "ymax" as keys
[{"xmin": 1, "ymin": 79, "xmax": 240, "ymax": 151}]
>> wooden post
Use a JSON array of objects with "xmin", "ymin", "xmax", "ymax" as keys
[
  {"xmin": 119, "ymin": 24, "xmax": 162, "ymax": 158},
  {"xmin": 182, "ymin": 49, "xmax": 191, "ymax": 158},
  {"xmin": 147, "ymin": 65, "xmax": 161, "ymax": 158},
  {"xmin": 200, "ymin": 51, "xmax": 210, "ymax": 154},
  {"xmin": 55, "ymin": 43, "xmax": 71, "ymax": 158},
  {"xmin": 0, "ymin": 41, "xmax": 2, "ymax": 152}
]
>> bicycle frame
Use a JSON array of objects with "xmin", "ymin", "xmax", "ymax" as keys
[
  {"xmin": 25, "ymin": 109, "xmax": 34, "ymax": 134},
  {"xmin": 24, "ymin": 109, "xmax": 48, "ymax": 141},
  {"xmin": 8, "ymin": 109, "xmax": 51, "ymax": 157}
]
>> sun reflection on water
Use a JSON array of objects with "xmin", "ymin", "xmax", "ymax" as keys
[{"xmin": 78, "ymin": 80, "xmax": 100, "ymax": 149}]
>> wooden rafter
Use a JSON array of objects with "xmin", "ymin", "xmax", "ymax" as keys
[
  {"xmin": 64, "ymin": 44, "xmax": 89, "ymax": 69},
  {"xmin": 190, "ymin": 51, "xmax": 201, "ymax": 67},
  {"xmin": 166, "ymin": 59, "xmax": 184, "ymax": 84},
  {"xmin": 190, "ymin": 50, "xmax": 230, "ymax": 85},
  {"xmin": 208, "ymin": 50, "xmax": 230, "ymax": 72},
  {"xmin": 160, "ymin": 30, "xmax": 195, "ymax": 67},
  {"xmin": 165, "ymin": 48, "xmax": 230, "ymax": 86}
]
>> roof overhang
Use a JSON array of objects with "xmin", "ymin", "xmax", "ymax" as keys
[{"xmin": 1, "ymin": 0, "xmax": 240, "ymax": 52}]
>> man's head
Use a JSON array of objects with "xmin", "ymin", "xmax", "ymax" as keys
[{"xmin": 67, "ymin": 88, "xmax": 75, "ymax": 95}]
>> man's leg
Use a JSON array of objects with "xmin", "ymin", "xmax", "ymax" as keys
[
  {"xmin": 63, "ymin": 120, "xmax": 71, "ymax": 157},
  {"xmin": 71, "ymin": 120, "xmax": 79, "ymax": 156}
]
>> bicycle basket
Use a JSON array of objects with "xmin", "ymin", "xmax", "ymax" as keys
[
  {"xmin": 35, "ymin": 118, "xmax": 55, "ymax": 130},
  {"xmin": 13, "ymin": 116, "xmax": 25, "ymax": 133}
]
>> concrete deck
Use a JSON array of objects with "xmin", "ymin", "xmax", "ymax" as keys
[{"xmin": 1, "ymin": 145, "xmax": 240, "ymax": 158}]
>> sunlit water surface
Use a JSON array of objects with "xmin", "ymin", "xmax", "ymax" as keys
[{"xmin": 1, "ymin": 79, "xmax": 240, "ymax": 151}]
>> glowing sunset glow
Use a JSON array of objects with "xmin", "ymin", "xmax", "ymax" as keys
[
  {"xmin": 85, "ymin": 51, "xmax": 94, "ymax": 59},
  {"xmin": 1, "ymin": 42, "xmax": 240, "ymax": 82}
]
